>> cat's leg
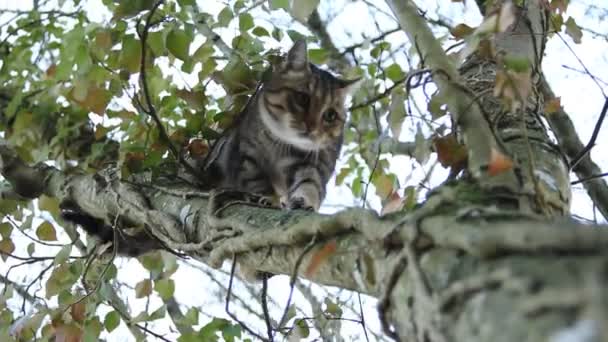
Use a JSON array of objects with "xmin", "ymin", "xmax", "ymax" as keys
[{"xmin": 283, "ymin": 166, "xmax": 325, "ymax": 211}]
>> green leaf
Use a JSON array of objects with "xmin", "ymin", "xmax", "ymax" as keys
[
  {"xmin": 294, "ymin": 319, "xmax": 310, "ymax": 338},
  {"xmin": 238, "ymin": 13, "xmax": 254, "ymax": 32},
  {"xmin": 291, "ymin": 0, "xmax": 320, "ymax": 21},
  {"xmin": 270, "ymin": 0, "xmax": 289, "ymax": 10},
  {"xmin": 167, "ymin": 28, "xmax": 191, "ymax": 61},
  {"xmin": 324, "ymin": 298, "xmax": 343, "ymax": 318},
  {"xmin": 103, "ymin": 311, "xmax": 120, "ymax": 332},
  {"xmin": 252, "ymin": 26, "xmax": 269, "ymax": 37},
  {"xmin": 148, "ymin": 305, "xmax": 166, "ymax": 321},
  {"xmin": 27, "ymin": 242, "xmax": 35, "ymax": 256},
  {"xmin": 389, "ymin": 88, "xmax": 407, "ymax": 138},
  {"xmin": 46, "ymin": 263, "xmax": 79, "ymax": 298},
  {"xmin": 177, "ymin": 0, "xmax": 195, "ymax": 6},
  {"xmin": 385, "ymin": 63, "xmax": 405, "ymax": 82},
  {"xmin": 0, "ymin": 223, "xmax": 12, "ymax": 239},
  {"xmin": 36, "ymin": 221, "xmax": 57, "ymax": 241},
  {"xmin": 565, "ymin": 17, "xmax": 582, "ymax": 44},
  {"xmin": 119, "ymin": 35, "xmax": 141, "ymax": 73},
  {"xmin": 54, "ymin": 245, "xmax": 72, "ymax": 265},
  {"xmin": 181, "ymin": 307, "xmax": 199, "ymax": 326},
  {"xmin": 217, "ymin": 7, "xmax": 234, "ymax": 27},
  {"xmin": 503, "ymin": 55, "xmax": 530, "ymax": 73},
  {"xmin": 221, "ymin": 323, "xmax": 241, "ymax": 342},
  {"xmin": 308, "ymin": 48, "xmax": 328, "ymax": 64},
  {"xmin": 154, "ymin": 278, "xmax": 175, "ymax": 300}
]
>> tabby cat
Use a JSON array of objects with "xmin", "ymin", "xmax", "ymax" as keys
[
  {"xmin": 203, "ymin": 40, "xmax": 360, "ymax": 210},
  {"xmin": 61, "ymin": 40, "xmax": 359, "ymax": 256}
]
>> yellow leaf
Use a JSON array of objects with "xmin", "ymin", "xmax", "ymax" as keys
[
  {"xmin": 544, "ymin": 97, "xmax": 562, "ymax": 114},
  {"xmin": 36, "ymin": 221, "xmax": 57, "ymax": 241}
]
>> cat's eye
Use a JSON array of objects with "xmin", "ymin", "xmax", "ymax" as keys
[
  {"xmin": 323, "ymin": 109, "xmax": 338, "ymax": 123},
  {"xmin": 293, "ymin": 91, "xmax": 310, "ymax": 109}
]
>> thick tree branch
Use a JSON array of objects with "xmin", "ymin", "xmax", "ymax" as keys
[
  {"xmin": 540, "ymin": 76, "xmax": 608, "ymax": 220},
  {"xmin": 385, "ymin": 0, "xmax": 502, "ymax": 180}
]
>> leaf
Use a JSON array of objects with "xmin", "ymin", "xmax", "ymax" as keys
[
  {"xmin": 294, "ymin": 319, "xmax": 310, "ymax": 338},
  {"xmin": 308, "ymin": 48, "xmax": 328, "ymax": 64},
  {"xmin": 119, "ymin": 35, "xmax": 141, "ymax": 74},
  {"xmin": 335, "ymin": 166, "xmax": 351, "ymax": 186},
  {"xmin": 0, "ymin": 239, "xmax": 15, "ymax": 261},
  {"xmin": 385, "ymin": 63, "xmax": 404, "ymax": 82},
  {"xmin": 389, "ymin": 88, "xmax": 407, "ymax": 138},
  {"xmin": 488, "ymin": 148, "xmax": 514, "ymax": 176},
  {"xmin": 167, "ymin": 28, "xmax": 191, "ymax": 61},
  {"xmin": 95, "ymin": 30, "xmax": 112, "ymax": 50},
  {"xmin": 413, "ymin": 125, "xmax": 431, "ymax": 165},
  {"xmin": 104, "ymin": 311, "xmax": 120, "ymax": 333},
  {"xmin": 177, "ymin": 0, "xmax": 195, "ymax": 6},
  {"xmin": 544, "ymin": 97, "xmax": 562, "ymax": 114},
  {"xmin": 36, "ymin": 221, "xmax": 57, "ymax": 241},
  {"xmin": 494, "ymin": 69, "xmax": 532, "ymax": 111},
  {"xmin": 46, "ymin": 263, "xmax": 79, "ymax": 298},
  {"xmin": 270, "ymin": 0, "xmax": 289, "ymax": 10},
  {"xmin": 565, "ymin": 17, "xmax": 582, "ymax": 44},
  {"xmin": 428, "ymin": 92, "xmax": 448, "ymax": 119},
  {"xmin": 373, "ymin": 173, "xmax": 394, "ymax": 199},
  {"xmin": 187, "ymin": 139, "xmax": 209, "ymax": 158},
  {"xmin": 54, "ymin": 245, "xmax": 72, "ymax": 265},
  {"xmin": 0, "ymin": 223, "xmax": 12, "ymax": 239},
  {"xmin": 450, "ymin": 23, "xmax": 475, "ymax": 39},
  {"xmin": 175, "ymin": 88, "xmax": 206, "ymax": 110},
  {"xmin": 503, "ymin": 55, "xmax": 530, "ymax": 73},
  {"xmin": 252, "ymin": 26, "xmax": 269, "ymax": 37},
  {"xmin": 69, "ymin": 85, "xmax": 112, "ymax": 115},
  {"xmin": 54, "ymin": 322, "xmax": 83, "ymax": 342},
  {"xmin": 381, "ymin": 192, "xmax": 405, "ymax": 216},
  {"xmin": 433, "ymin": 133, "xmax": 468, "ymax": 170},
  {"xmin": 217, "ymin": 7, "xmax": 234, "ymax": 27},
  {"xmin": 290, "ymin": 0, "xmax": 320, "ymax": 21},
  {"xmin": 324, "ymin": 298, "xmax": 343, "ymax": 318},
  {"xmin": 238, "ymin": 13, "xmax": 254, "ymax": 32},
  {"xmin": 70, "ymin": 302, "xmax": 86, "ymax": 323},
  {"xmin": 305, "ymin": 240, "xmax": 337, "ymax": 277},
  {"xmin": 154, "ymin": 278, "xmax": 175, "ymax": 300},
  {"xmin": 135, "ymin": 279, "xmax": 152, "ymax": 298},
  {"xmin": 39, "ymin": 195, "xmax": 61, "ymax": 218}
]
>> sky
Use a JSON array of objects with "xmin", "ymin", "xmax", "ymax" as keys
[{"xmin": 1, "ymin": 0, "xmax": 608, "ymax": 341}]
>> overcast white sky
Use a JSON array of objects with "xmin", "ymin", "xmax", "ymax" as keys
[{"xmin": 1, "ymin": 0, "xmax": 607, "ymax": 341}]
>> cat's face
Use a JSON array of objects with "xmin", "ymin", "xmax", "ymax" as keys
[{"xmin": 259, "ymin": 40, "xmax": 360, "ymax": 151}]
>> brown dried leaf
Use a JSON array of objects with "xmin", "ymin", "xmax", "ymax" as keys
[
  {"xmin": 381, "ymin": 192, "xmax": 405, "ymax": 216},
  {"xmin": 305, "ymin": 240, "xmax": 337, "ymax": 277},
  {"xmin": 488, "ymin": 148, "xmax": 514, "ymax": 176},
  {"xmin": 433, "ymin": 133, "xmax": 467, "ymax": 170}
]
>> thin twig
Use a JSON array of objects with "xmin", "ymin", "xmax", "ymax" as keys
[
  {"xmin": 261, "ymin": 275, "xmax": 274, "ymax": 341},
  {"xmin": 570, "ymin": 97, "xmax": 608, "ymax": 170},
  {"xmin": 226, "ymin": 255, "xmax": 270, "ymax": 342}
]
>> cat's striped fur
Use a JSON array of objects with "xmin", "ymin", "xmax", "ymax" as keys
[{"xmin": 204, "ymin": 40, "xmax": 359, "ymax": 210}]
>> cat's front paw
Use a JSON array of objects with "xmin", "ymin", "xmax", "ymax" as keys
[{"xmin": 284, "ymin": 196, "xmax": 315, "ymax": 211}]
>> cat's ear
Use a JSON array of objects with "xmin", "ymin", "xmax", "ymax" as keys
[
  {"xmin": 337, "ymin": 77, "xmax": 362, "ymax": 96},
  {"xmin": 286, "ymin": 40, "xmax": 309, "ymax": 70}
]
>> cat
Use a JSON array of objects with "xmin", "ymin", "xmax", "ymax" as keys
[
  {"xmin": 61, "ymin": 40, "xmax": 360, "ymax": 256},
  {"xmin": 203, "ymin": 40, "xmax": 360, "ymax": 211}
]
